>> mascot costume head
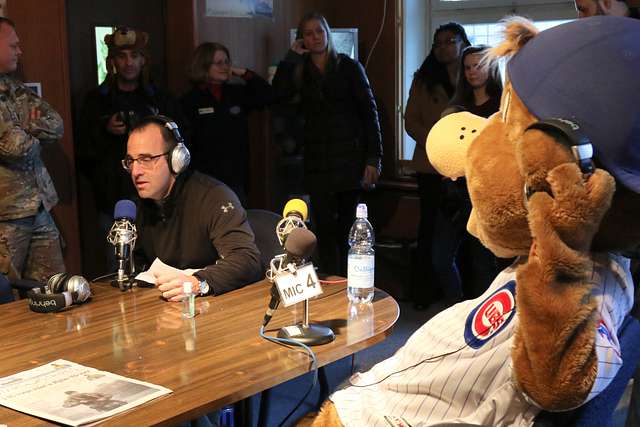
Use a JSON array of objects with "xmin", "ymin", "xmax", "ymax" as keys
[{"xmin": 428, "ymin": 15, "xmax": 640, "ymax": 414}]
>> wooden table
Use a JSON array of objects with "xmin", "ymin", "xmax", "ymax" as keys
[{"xmin": 0, "ymin": 280, "xmax": 399, "ymax": 426}]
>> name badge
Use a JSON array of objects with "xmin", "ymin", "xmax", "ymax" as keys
[
  {"xmin": 275, "ymin": 263, "xmax": 322, "ymax": 307},
  {"xmin": 198, "ymin": 107, "xmax": 215, "ymax": 115}
]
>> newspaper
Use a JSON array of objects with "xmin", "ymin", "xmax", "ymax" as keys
[
  {"xmin": 0, "ymin": 359, "xmax": 172, "ymax": 426},
  {"xmin": 134, "ymin": 257, "xmax": 199, "ymax": 285}
]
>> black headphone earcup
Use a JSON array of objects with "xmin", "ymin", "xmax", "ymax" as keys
[{"xmin": 47, "ymin": 273, "xmax": 69, "ymax": 293}]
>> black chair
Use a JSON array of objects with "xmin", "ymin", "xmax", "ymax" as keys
[{"xmin": 246, "ymin": 209, "xmax": 283, "ymax": 272}]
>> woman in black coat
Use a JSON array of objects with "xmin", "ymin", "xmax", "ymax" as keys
[
  {"xmin": 273, "ymin": 12, "xmax": 383, "ymax": 275},
  {"xmin": 181, "ymin": 42, "xmax": 273, "ymax": 204}
]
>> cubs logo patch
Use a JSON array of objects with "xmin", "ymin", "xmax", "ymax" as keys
[{"xmin": 464, "ymin": 281, "xmax": 516, "ymax": 349}]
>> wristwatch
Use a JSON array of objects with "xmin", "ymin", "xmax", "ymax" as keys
[{"xmin": 197, "ymin": 278, "xmax": 210, "ymax": 296}]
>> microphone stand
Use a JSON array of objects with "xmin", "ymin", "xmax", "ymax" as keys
[
  {"xmin": 107, "ymin": 219, "xmax": 138, "ymax": 291},
  {"xmin": 276, "ymin": 266, "xmax": 335, "ymax": 346},
  {"xmin": 277, "ymin": 298, "xmax": 335, "ymax": 345}
]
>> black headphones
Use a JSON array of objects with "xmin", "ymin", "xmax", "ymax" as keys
[
  {"xmin": 27, "ymin": 273, "xmax": 92, "ymax": 313},
  {"xmin": 526, "ymin": 118, "xmax": 594, "ymax": 176},
  {"xmin": 141, "ymin": 115, "xmax": 191, "ymax": 175},
  {"xmin": 522, "ymin": 118, "xmax": 595, "ymax": 206}
]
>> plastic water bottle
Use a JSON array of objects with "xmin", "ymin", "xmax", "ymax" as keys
[{"xmin": 347, "ymin": 203, "xmax": 375, "ymax": 304}]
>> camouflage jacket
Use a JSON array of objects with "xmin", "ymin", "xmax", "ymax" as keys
[{"xmin": 0, "ymin": 74, "xmax": 63, "ymax": 220}]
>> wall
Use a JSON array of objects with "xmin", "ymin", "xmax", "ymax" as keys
[{"xmin": 8, "ymin": 0, "xmax": 82, "ymax": 274}]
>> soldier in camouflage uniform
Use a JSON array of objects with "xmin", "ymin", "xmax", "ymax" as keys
[{"xmin": 0, "ymin": 17, "xmax": 65, "ymax": 283}]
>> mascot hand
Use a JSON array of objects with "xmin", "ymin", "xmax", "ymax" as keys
[{"xmin": 527, "ymin": 163, "xmax": 615, "ymax": 266}]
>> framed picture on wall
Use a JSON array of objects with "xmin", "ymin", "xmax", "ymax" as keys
[{"xmin": 205, "ymin": 0, "xmax": 273, "ymax": 18}]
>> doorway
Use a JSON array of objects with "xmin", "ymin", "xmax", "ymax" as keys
[{"xmin": 66, "ymin": 0, "xmax": 167, "ymax": 278}]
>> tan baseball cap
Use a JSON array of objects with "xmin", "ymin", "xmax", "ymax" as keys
[{"xmin": 104, "ymin": 27, "xmax": 149, "ymax": 53}]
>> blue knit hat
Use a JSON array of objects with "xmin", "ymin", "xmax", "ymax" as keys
[{"xmin": 508, "ymin": 16, "xmax": 640, "ymax": 193}]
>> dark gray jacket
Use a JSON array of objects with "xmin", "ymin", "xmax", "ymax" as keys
[
  {"xmin": 273, "ymin": 52, "xmax": 382, "ymax": 192},
  {"xmin": 134, "ymin": 170, "xmax": 261, "ymax": 295}
]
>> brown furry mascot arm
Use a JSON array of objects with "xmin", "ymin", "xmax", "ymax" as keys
[{"xmin": 512, "ymin": 158, "xmax": 615, "ymax": 411}]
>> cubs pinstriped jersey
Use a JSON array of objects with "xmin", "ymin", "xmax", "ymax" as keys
[{"xmin": 331, "ymin": 254, "xmax": 633, "ymax": 427}]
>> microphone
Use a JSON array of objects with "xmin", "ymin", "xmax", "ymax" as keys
[
  {"xmin": 107, "ymin": 200, "xmax": 138, "ymax": 289},
  {"xmin": 263, "ymin": 227, "xmax": 317, "ymax": 327},
  {"xmin": 276, "ymin": 198, "xmax": 308, "ymax": 246}
]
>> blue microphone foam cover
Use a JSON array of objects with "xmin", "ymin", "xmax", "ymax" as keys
[{"xmin": 114, "ymin": 199, "xmax": 136, "ymax": 221}]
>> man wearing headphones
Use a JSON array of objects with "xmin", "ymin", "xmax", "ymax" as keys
[
  {"xmin": 77, "ymin": 27, "xmax": 186, "ymax": 275},
  {"xmin": 124, "ymin": 116, "xmax": 261, "ymax": 300}
]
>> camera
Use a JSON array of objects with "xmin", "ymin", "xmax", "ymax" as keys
[{"xmin": 118, "ymin": 110, "xmax": 141, "ymax": 133}]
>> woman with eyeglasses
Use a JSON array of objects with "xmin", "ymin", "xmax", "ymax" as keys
[
  {"xmin": 433, "ymin": 45, "xmax": 504, "ymax": 305},
  {"xmin": 180, "ymin": 42, "xmax": 273, "ymax": 204},
  {"xmin": 404, "ymin": 22, "xmax": 470, "ymax": 310},
  {"xmin": 272, "ymin": 12, "xmax": 383, "ymax": 276}
]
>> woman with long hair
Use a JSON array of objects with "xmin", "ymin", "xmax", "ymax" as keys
[
  {"xmin": 272, "ymin": 12, "xmax": 383, "ymax": 276},
  {"xmin": 449, "ymin": 45, "xmax": 502, "ymax": 117},
  {"xmin": 404, "ymin": 22, "xmax": 470, "ymax": 309},
  {"xmin": 181, "ymin": 42, "xmax": 273, "ymax": 204},
  {"xmin": 433, "ymin": 45, "xmax": 504, "ymax": 304}
]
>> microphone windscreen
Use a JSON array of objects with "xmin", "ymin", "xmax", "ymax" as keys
[
  {"xmin": 282, "ymin": 198, "xmax": 308, "ymax": 221},
  {"xmin": 114, "ymin": 199, "xmax": 136, "ymax": 221},
  {"xmin": 285, "ymin": 227, "xmax": 317, "ymax": 259}
]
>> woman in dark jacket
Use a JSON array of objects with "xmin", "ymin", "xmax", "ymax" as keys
[
  {"xmin": 405, "ymin": 22, "xmax": 470, "ymax": 309},
  {"xmin": 181, "ymin": 42, "xmax": 273, "ymax": 204},
  {"xmin": 273, "ymin": 12, "xmax": 383, "ymax": 275}
]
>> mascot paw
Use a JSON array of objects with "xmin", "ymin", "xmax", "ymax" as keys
[{"xmin": 528, "ymin": 163, "xmax": 615, "ymax": 257}]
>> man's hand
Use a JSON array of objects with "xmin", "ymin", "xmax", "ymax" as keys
[
  {"xmin": 106, "ymin": 113, "xmax": 127, "ymax": 136},
  {"xmin": 155, "ymin": 272, "xmax": 199, "ymax": 302},
  {"xmin": 361, "ymin": 165, "xmax": 380, "ymax": 191}
]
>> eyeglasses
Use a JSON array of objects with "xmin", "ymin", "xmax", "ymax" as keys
[
  {"xmin": 433, "ymin": 37, "xmax": 459, "ymax": 48},
  {"xmin": 121, "ymin": 151, "xmax": 170, "ymax": 172},
  {"xmin": 212, "ymin": 59, "xmax": 231, "ymax": 67}
]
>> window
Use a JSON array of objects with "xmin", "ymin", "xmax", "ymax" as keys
[
  {"xmin": 94, "ymin": 26, "xmax": 115, "ymax": 85},
  {"xmin": 398, "ymin": 0, "xmax": 576, "ymax": 171},
  {"xmin": 463, "ymin": 19, "xmax": 570, "ymax": 46}
]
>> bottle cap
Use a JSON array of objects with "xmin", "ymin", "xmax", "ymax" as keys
[
  {"xmin": 183, "ymin": 282, "xmax": 193, "ymax": 295},
  {"xmin": 356, "ymin": 203, "xmax": 368, "ymax": 219}
]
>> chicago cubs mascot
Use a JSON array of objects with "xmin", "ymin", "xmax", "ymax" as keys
[{"xmin": 298, "ymin": 15, "xmax": 640, "ymax": 427}]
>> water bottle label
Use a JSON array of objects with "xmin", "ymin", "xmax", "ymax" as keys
[{"xmin": 348, "ymin": 255, "xmax": 374, "ymax": 288}]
